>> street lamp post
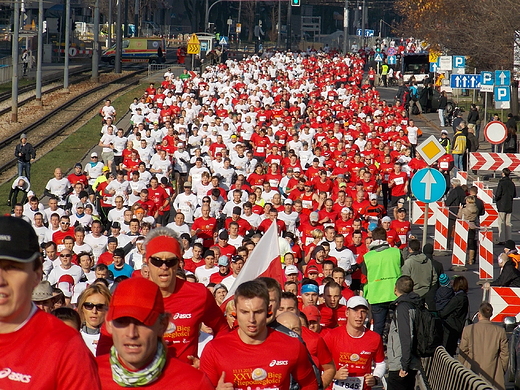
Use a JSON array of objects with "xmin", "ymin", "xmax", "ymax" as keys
[
  {"xmin": 205, "ymin": 0, "xmax": 224, "ymax": 34},
  {"xmin": 92, "ymin": 0, "xmax": 99, "ymax": 81},
  {"xmin": 63, "ymin": 0, "xmax": 70, "ymax": 91},
  {"xmin": 35, "ymin": 0, "xmax": 43, "ymax": 104}
]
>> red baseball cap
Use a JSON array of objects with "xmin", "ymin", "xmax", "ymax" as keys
[
  {"xmin": 302, "ymin": 305, "xmax": 321, "ymax": 322},
  {"xmin": 107, "ymin": 278, "xmax": 164, "ymax": 326}
]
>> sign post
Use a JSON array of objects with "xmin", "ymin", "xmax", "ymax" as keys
[
  {"xmin": 414, "ymin": 136, "xmax": 447, "ymax": 247},
  {"xmin": 186, "ymin": 33, "xmax": 201, "ymax": 71}
]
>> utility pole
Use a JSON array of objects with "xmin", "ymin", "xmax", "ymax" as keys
[
  {"xmin": 63, "ymin": 0, "xmax": 70, "ymax": 91},
  {"xmin": 134, "ymin": 0, "xmax": 139, "ymax": 37},
  {"xmin": 35, "ymin": 0, "xmax": 43, "ymax": 104},
  {"xmin": 342, "ymin": 0, "xmax": 348, "ymax": 54},
  {"xmin": 277, "ymin": 1, "xmax": 281, "ymax": 48},
  {"xmin": 115, "ymin": 0, "xmax": 122, "ymax": 73},
  {"xmin": 108, "ymin": 0, "xmax": 112, "ymax": 47},
  {"xmin": 124, "ymin": 0, "xmax": 129, "ymax": 36},
  {"xmin": 91, "ymin": 0, "xmax": 99, "ymax": 81},
  {"xmin": 11, "ymin": 0, "xmax": 20, "ymax": 122},
  {"xmin": 360, "ymin": 0, "xmax": 365, "ymax": 51},
  {"xmin": 286, "ymin": 1, "xmax": 291, "ymax": 51}
]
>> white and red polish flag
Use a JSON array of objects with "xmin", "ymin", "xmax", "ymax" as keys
[{"xmin": 224, "ymin": 221, "xmax": 284, "ymax": 302}]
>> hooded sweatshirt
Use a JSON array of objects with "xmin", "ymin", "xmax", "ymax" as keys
[{"xmin": 401, "ymin": 251, "xmax": 437, "ymax": 297}]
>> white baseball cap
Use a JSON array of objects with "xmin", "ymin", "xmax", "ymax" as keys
[{"xmin": 347, "ymin": 296, "xmax": 369, "ymax": 309}]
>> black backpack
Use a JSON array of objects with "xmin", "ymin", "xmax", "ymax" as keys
[{"xmin": 413, "ymin": 302, "xmax": 443, "ymax": 357}]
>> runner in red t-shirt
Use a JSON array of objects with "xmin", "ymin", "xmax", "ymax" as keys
[
  {"xmin": 388, "ymin": 163, "xmax": 408, "ymax": 207},
  {"xmin": 97, "ymin": 277, "xmax": 214, "ymax": 390},
  {"xmin": 318, "ymin": 282, "xmax": 348, "ymax": 329},
  {"xmin": 323, "ymin": 296, "xmax": 385, "ymax": 390},
  {"xmin": 391, "ymin": 208, "xmax": 411, "ymax": 249},
  {"xmin": 96, "ymin": 232, "xmax": 229, "ymax": 363},
  {"xmin": 200, "ymin": 280, "xmax": 318, "ymax": 390},
  {"xmin": 191, "ymin": 205, "xmax": 218, "ymax": 249}
]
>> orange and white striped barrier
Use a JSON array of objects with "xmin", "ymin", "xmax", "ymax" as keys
[
  {"xmin": 434, "ymin": 206, "xmax": 449, "ymax": 251},
  {"xmin": 451, "ymin": 219, "xmax": 469, "ymax": 267},
  {"xmin": 478, "ymin": 229, "xmax": 494, "ymax": 280}
]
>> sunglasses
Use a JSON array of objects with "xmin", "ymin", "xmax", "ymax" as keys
[
  {"xmin": 61, "ymin": 222, "xmax": 70, "ymax": 225},
  {"xmin": 83, "ymin": 302, "xmax": 107, "ymax": 311},
  {"xmin": 149, "ymin": 256, "xmax": 178, "ymax": 268},
  {"xmin": 60, "ymin": 254, "xmax": 72, "ymax": 258}
]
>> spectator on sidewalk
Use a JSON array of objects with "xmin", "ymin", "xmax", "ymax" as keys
[
  {"xmin": 458, "ymin": 302, "xmax": 508, "ymax": 390},
  {"xmin": 495, "ymin": 168, "xmax": 517, "ymax": 245}
]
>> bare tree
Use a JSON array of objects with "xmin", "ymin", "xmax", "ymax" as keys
[{"xmin": 394, "ymin": 0, "xmax": 520, "ymax": 70}]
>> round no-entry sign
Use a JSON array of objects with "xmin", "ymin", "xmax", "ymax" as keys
[{"xmin": 484, "ymin": 121, "xmax": 508, "ymax": 145}]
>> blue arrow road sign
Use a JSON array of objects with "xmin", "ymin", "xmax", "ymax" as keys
[
  {"xmin": 411, "ymin": 168, "xmax": 446, "ymax": 203},
  {"xmin": 495, "ymin": 70, "xmax": 511, "ymax": 86},
  {"xmin": 374, "ymin": 53, "xmax": 383, "ymax": 62},
  {"xmin": 494, "ymin": 86, "xmax": 510, "ymax": 102},
  {"xmin": 450, "ymin": 74, "xmax": 481, "ymax": 89},
  {"xmin": 430, "ymin": 59, "xmax": 439, "ymax": 73},
  {"xmin": 387, "ymin": 55, "xmax": 396, "ymax": 65}
]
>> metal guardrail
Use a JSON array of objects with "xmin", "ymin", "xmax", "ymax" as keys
[
  {"xmin": 420, "ymin": 346, "xmax": 495, "ymax": 390},
  {"xmin": 147, "ymin": 63, "xmax": 171, "ymax": 77}
]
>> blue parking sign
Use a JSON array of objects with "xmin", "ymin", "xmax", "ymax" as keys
[{"xmin": 494, "ymin": 86, "xmax": 510, "ymax": 102}]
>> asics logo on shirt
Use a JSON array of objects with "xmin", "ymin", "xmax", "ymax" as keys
[
  {"xmin": 269, "ymin": 360, "xmax": 289, "ymax": 367},
  {"xmin": 173, "ymin": 313, "xmax": 192, "ymax": 320},
  {"xmin": 0, "ymin": 368, "xmax": 31, "ymax": 383}
]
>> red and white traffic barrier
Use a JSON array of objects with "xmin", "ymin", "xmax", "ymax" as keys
[
  {"xmin": 473, "ymin": 180, "xmax": 499, "ymax": 227},
  {"xmin": 470, "ymin": 152, "xmax": 520, "ymax": 172},
  {"xmin": 478, "ymin": 229, "xmax": 494, "ymax": 280},
  {"xmin": 434, "ymin": 206, "xmax": 449, "ymax": 251},
  {"xmin": 451, "ymin": 219, "xmax": 469, "ymax": 267},
  {"xmin": 412, "ymin": 201, "xmax": 440, "ymax": 225},
  {"xmin": 488, "ymin": 287, "xmax": 520, "ymax": 322},
  {"xmin": 456, "ymin": 171, "xmax": 468, "ymax": 186}
]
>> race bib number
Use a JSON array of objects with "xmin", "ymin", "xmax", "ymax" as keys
[
  {"xmin": 192, "ymin": 173, "xmax": 201, "ymax": 182},
  {"xmin": 393, "ymin": 177, "xmax": 404, "ymax": 185},
  {"xmin": 399, "ymin": 234, "xmax": 407, "ymax": 243},
  {"xmin": 384, "ymin": 174, "xmax": 389, "ymax": 181},
  {"xmin": 257, "ymin": 147, "xmax": 265, "ymax": 153},
  {"xmin": 333, "ymin": 376, "xmax": 364, "ymax": 390},
  {"xmin": 440, "ymin": 162, "xmax": 449, "ymax": 169},
  {"xmin": 302, "ymin": 200, "xmax": 313, "ymax": 209},
  {"xmin": 305, "ymin": 236, "xmax": 314, "ymax": 246}
]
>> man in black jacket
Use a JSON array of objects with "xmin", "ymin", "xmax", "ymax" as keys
[
  {"xmin": 438, "ymin": 91, "xmax": 448, "ymax": 127},
  {"xmin": 495, "ymin": 168, "xmax": 517, "ymax": 245},
  {"xmin": 14, "ymin": 133, "xmax": 36, "ymax": 180},
  {"xmin": 445, "ymin": 178, "xmax": 466, "ymax": 250}
]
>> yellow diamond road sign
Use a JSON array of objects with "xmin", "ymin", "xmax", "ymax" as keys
[
  {"xmin": 187, "ymin": 34, "xmax": 200, "ymax": 45},
  {"xmin": 187, "ymin": 34, "xmax": 200, "ymax": 55},
  {"xmin": 417, "ymin": 135, "xmax": 445, "ymax": 165}
]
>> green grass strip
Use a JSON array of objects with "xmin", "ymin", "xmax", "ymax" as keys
[{"xmin": 0, "ymin": 82, "xmax": 145, "ymax": 214}]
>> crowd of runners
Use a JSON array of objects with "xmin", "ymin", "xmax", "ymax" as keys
[{"xmin": 3, "ymin": 49, "xmax": 510, "ymax": 390}]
